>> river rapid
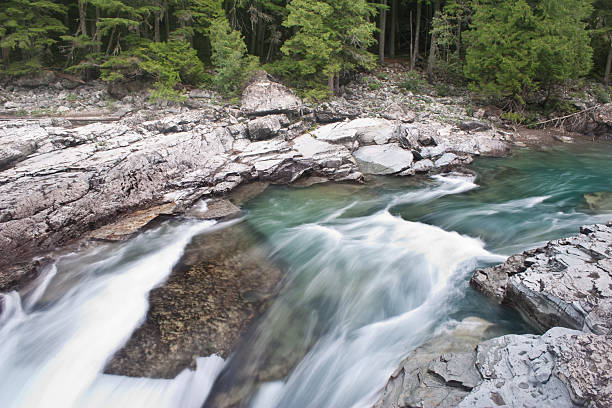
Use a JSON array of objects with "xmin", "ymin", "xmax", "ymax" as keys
[{"xmin": 0, "ymin": 142, "xmax": 611, "ymax": 408}]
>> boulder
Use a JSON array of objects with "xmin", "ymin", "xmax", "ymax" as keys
[
  {"xmin": 381, "ymin": 103, "xmax": 416, "ymax": 123},
  {"xmin": 314, "ymin": 100, "xmax": 361, "ymax": 123},
  {"xmin": 247, "ymin": 114, "xmax": 287, "ymax": 140},
  {"xmin": 412, "ymin": 158, "xmax": 435, "ymax": 173},
  {"xmin": 353, "ymin": 143, "xmax": 413, "ymax": 175},
  {"xmin": 457, "ymin": 121, "xmax": 490, "ymax": 132},
  {"xmin": 241, "ymin": 71, "xmax": 302, "ymax": 116},
  {"xmin": 311, "ymin": 118, "xmax": 395, "ymax": 146},
  {"xmin": 470, "ymin": 223, "xmax": 612, "ymax": 334},
  {"xmin": 476, "ymin": 136, "xmax": 511, "ymax": 157}
]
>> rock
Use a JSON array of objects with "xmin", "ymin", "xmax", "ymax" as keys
[
  {"xmin": 435, "ymin": 152, "xmax": 459, "ymax": 167},
  {"xmin": 185, "ymin": 198, "xmax": 241, "ymax": 220},
  {"xmin": 457, "ymin": 121, "xmax": 490, "ymax": 132},
  {"xmin": 374, "ymin": 317, "xmax": 499, "ymax": 408},
  {"xmin": 381, "ymin": 103, "xmax": 416, "ymax": 123},
  {"xmin": 247, "ymin": 115, "xmax": 286, "ymax": 140},
  {"xmin": 353, "ymin": 143, "xmax": 413, "ymax": 175},
  {"xmin": 470, "ymin": 223, "xmax": 612, "ymax": 334},
  {"xmin": 15, "ymin": 71, "xmax": 56, "ymax": 88},
  {"xmin": 412, "ymin": 158, "xmax": 435, "ymax": 173},
  {"xmin": 105, "ymin": 221, "xmax": 284, "ymax": 378},
  {"xmin": 476, "ymin": 136, "xmax": 511, "ymax": 157},
  {"xmin": 310, "ymin": 118, "xmax": 395, "ymax": 146},
  {"xmin": 89, "ymin": 203, "xmax": 176, "ymax": 241},
  {"xmin": 0, "ymin": 257, "xmax": 52, "ymax": 293},
  {"xmin": 458, "ymin": 328, "xmax": 612, "ymax": 408},
  {"xmin": 241, "ymin": 71, "xmax": 302, "ymax": 116},
  {"xmin": 107, "ymin": 79, "xmax": 149, "ymax": 100},
  {"xmin": 314, "ymin": 100, "xmax": 361, "ymax": 123},
  {"xmin": 582, "ymin": 192, "xmax": 612, "ymax": 212}
]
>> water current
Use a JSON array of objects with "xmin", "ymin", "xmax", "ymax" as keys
[{"xmin": 0, "ymin": 142, "xmax": 610, "ymax": 408}]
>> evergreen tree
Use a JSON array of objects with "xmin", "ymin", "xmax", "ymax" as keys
[
  {"xmin": 464, "ymin": 0, "xmax": 593, "ymax": 106},
  {"xmin": 0, "ymin": 0, "xmax": 67, "ymax": 74},
  {"xmin": 281, "ymin": 0, "xmax": 377, "ymax": 97}
]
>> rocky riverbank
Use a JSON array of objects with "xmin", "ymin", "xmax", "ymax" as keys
[
  {"xmin": 375, "ymin": 223, "xmax": 612, "ymax": 408},
  {"xmin": 0, "ymin": 69, "xmax": 525, "ymax": 291}
]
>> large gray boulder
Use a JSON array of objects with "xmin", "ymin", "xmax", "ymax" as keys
[
  {"xmin": 310, "ymin": 118, "xmax": 396, "ymax": 146},
  {"xmin": 241, "ymin": 71, "xmax": 302, "ymax": 116},
  {"xmin": 471, "ymin": 223, "xmax": 612, "ymax": 334},
  {"xmin": 353, "ymin": 143, "xmax": 413, "ymax": 175},
  {"xmin": 247, "ymin": 114, "xmax": 288, "ymax": 140}
]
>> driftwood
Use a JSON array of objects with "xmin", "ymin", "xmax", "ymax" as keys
[{"xmin": 530, "ymin": 105, "xmax": 600, "ymax": 131}]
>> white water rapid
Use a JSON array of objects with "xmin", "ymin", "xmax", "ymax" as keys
[{"xmin": 0, "ymin": 220, "xmax": 223, "ymax": 408}]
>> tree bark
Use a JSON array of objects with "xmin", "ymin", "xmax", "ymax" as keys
[
  {"xmin": 94, "ymin": 7, "xmax": 101, "ymax": 53},
  {"xmin": 378, "ymin": 0, "xmax": 387, "ymax": 64},
  {"xmin": 328, "ymin": 73, "xmax": 334, "ymax": 95},
  {"xmin": 604, "ymin": 36, "xmax": 612, "ymax": 86},
  {"xmin": 389, "ymin": 0, "xmax": 397, "ymax": 57},
  {"xmin": 164, "ymin": 0, "xmax": 170, "ymax": 40},
  {"xmin": 154, "ymin": 13, "xmax": 160, "ymax": 42},
  {"xmin": 335, "ymin": 73, "xmax": 340, "ymax": 95},
  {"xmin": 2, "ymin": 47, "xmax": 9, "ymax": 69},
  {"xmin": 78, "ymin": 0, "xmax": 88, "ymax": 37},
  {"xmin": 411, "ymin": 1, "xmax": 422, "ymax": 70},
  {"xmin": 427, "ymin": 0, "xmax": 440, "ymax": 80}
]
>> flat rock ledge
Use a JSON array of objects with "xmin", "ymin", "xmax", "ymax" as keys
[
  {"xmin": 471, "ymin": 222, "xmax": 612, "ymax": 334},
  {"xmin": 376, "ymin": 224, "xmax": 612, "ymax": 408},
  {"xmin": 0, "ymin": 74, "xmax": 515, "ymax": 291}
]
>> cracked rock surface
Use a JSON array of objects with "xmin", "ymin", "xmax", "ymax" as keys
[{"xmin": 471, "ymin": 222, "xmax": 612, "ymax": 334}]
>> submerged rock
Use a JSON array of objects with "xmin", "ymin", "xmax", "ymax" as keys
[
  {"xmin": 470, "ymin": 223, "xmax": 612, "ymax": 334},
  {"xmin": 582, "ymin": 191, "xmax": 612, "ymax": 212},
  {"xmin": 104, "ymin": 221, "xmax": 283, "ymax": 378}
]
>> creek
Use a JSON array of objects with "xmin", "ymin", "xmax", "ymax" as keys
[{"xmin": 0, "ymin": 142, "xmax": 610, "ymax": 408}]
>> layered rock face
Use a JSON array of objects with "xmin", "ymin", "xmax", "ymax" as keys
[
  {"xmin": 376, "ymin": 224, "xmax": 612, "ymax": 408},
  {"xmin": 471, "ymin": 223, "xmax": 612, "ymax": 334}
]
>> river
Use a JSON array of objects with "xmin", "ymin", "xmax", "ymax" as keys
[{"xmin": 0, "ymin": 142, "xmax": 610, "ymax": 407}]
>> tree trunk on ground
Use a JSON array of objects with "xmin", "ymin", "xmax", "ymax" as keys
[
  {"xmin": 379, "ymin": 0, "xmax": 387, "ymax": 64},
  {"xmin": 411, "ymin": 1, "xmax": 422, "ymax": 70},
  {"xmin": 78, "ymin": 0, "xmax": 88, "ymax": 38},
  {"xmin": 426, "ymin": 0, "xmax": 440, "ymax": 80},
  {"xmin": 604, "ymin": 37, "xmax": 612, "ymax": 86},
  {"xmin": 389, "ymin": 0, "xmax": 397, "ymax": 57}
]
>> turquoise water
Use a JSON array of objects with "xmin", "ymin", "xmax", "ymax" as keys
[
  {"xmin": 207, "ymin": 142, "xmax": 612, "ymax": 408},
  {"xmin": 0, "ymin": 142, "xmax": 610, "ymax": 408}
]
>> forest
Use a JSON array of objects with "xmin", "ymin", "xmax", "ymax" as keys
[{"xmin": 1, "ymin": 0, "xmax": 610, "ymax": 106}]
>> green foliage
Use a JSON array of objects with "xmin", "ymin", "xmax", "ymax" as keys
[
  {"xmin": 500, "ymin": 111, "xmax": 527, "ymax": 124},
  {"xmin": 399, "ymin": 71, "xmax": 427, "ymax": 94},
  {"xmin": 464, "ymin": 0, "xmax": 593, "ymax": 106},
  {"xmin": 594, "ymin": 85, "xmax": 611, "ymax": 103},
  {"xmin": 209, "ymin": 17, "xmax": 259, "ymax": 95},
  {"xmin": 365, "ymin": 77, "xmax": 382, "ymax": 90},
  {"xmin": 0, "ymin": 0, "xmax": 67, "ymax": 74},
  {"xmin": 280, "ymin": 0, "xmax": 376, "ymax": 89}
]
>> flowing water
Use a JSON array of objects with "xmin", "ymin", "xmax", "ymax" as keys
[{"xmin": 0, "ymin": 142, "xmax": 611, "ymax": 408}]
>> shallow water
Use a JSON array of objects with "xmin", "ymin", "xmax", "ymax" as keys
[{"xmin": 0, "ymin": 142, "xmax": 610, "ymax": 408}]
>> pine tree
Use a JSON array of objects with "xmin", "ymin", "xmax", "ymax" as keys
[
  {"xmin": 281, "ymin": 0, "xmax": 377, "ymax": 97},
  {"xmin": 464, "ymin": 0, "xmax": 593, "ymax": 106},
  {"xmin": 0, "ymin": 0, "xmax": 67, "ymax": 74}
]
